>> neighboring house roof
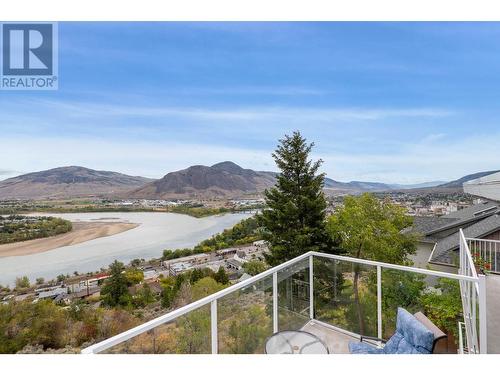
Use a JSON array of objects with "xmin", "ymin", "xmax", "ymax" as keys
[
  {"xmin": 38, "ymin": 287, "xmax": 67, "ymax": 299},
  {"xmin": 444, "ymin": 201, "xmax": 498, "ymax": 220},
  {"xmin": 407, "ymin": 201, "xmax": 500, "ymax": 266},
  {"xmin": 408, "ymin": 201, "xmax": 500, "ymax": 241},
  {"xmin": 430, "ymin": 214, "xmax": 500, "ymax": 265},
  {"xmin": 406, "ymin": 216, "xmax": 460, "ymax": 236},
  {"xmin": 227, "ymin": 258, "xmax": 242, "ymax": 268}
]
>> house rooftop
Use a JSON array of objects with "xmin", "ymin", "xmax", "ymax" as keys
[
  {"xmin": 37, "ymin": 287, "xmax": 67, "ymax": 299},
  {"xmin": 431, "ymin": 214, "xmax": 500, "ymax": 264},
  {"xmin": 406, "ymin": 216, "xmax": 460, "ymax": 236},
  {"xmin": 407, "ymin": 201, "xmax": 500, "ymax": 266},
  {"xmin": 444, "ymin": 200, "xmax": 499, "ymax": 220}
]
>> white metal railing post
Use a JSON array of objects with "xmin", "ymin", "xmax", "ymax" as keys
[
  {"xmin": 458, "ymin": 322, "xmax": 464, "ymax": 354},
  {"xmin": 273, "ymin": 271, "xmax": 278, "ymax": 333},
  {"xmin": 478, "ymin": 274, "xmax": 488, "ymax": 354},
  {"xmin": 309, "ymin": 255, "xmax": 314, "ymax": 320},
  {"xmin": 377, "ymin": 265, "xmax": 382, "ymax": 340},
  {"xmin": 459, "ymin": 230, "xmax": 476, "ymax": 353},
  {"xmin": 211, "ymin": 300, "xmax": 218, "ymax": 354}
]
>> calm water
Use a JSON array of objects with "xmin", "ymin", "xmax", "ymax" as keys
[{"xmin": 0, "ymin": 212, "xmax": 251, "ymax": 286}]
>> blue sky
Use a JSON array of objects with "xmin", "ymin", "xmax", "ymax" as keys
[{"xmin": 1, "ymin": 22, "xmax": 500, "ymax": 183}]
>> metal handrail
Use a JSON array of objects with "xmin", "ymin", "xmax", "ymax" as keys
[
  {"xmin": 461, "ymin": 230, "xmax": 478, "ymax": 280},
  {"xmin": 466, "ymin": 237, "xmax": 500, "ymax": 274},
  {"xmin": 465, "ymin": 237, "xmax": 500, "ymax": 244},
  {"xmin": 310, "ymin": 251, "xmax": 478, "ymax": 282},
  {"xmin": 82, "ymin": 249, "xmax": 481, "ymax": 354},
  {"xmin": 81, "ymin": 251, "xmax": 311, "ymax": 354}
]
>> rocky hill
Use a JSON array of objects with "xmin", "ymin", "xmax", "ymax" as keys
[
  {"xmin": 0, "ymin": 166, "xmax": 152, "ymax": 200},
  {"xmin": 128, "ymin": 161, "xmax": 276, "ymax": 199}
]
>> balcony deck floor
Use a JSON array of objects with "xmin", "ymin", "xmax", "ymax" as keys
[
  {"xmin": 301, "ymin": 320, "xmax": 358, "ymax": 354},
  {"xmin": 487, "ymin": 274, "xmax": 500, "ymax": 354}
]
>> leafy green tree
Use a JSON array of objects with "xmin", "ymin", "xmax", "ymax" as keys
[
  {"xmin": 56, "ymin": 274, "xmax": 67, "ymax": 283},
  {"xmin": 130, "ymin": 258, "xmax": 142, "ymax": 267},
  {"xmin": 35, "ymin": 277, "xmax": 45, "ymax": 285},
  {"xmin": 100, "ymin": 260, "xmax": 131, "ymax": 307},
  {"xmin": 15, "ymin": 276, "xmax": 30, "ymax": 290},
  {"xmin": 190, "ymin": 268, "xmax": 204, "ymax": 284},
  {"xmin": 124, "ymin": 268, "xmax": 144, "ymax": 285},
  {"xmin": 191, "ymin": 277, "xmax": 225, "ymax": 301},
  {"xmin": 258, "ymin": 131, "xmax": 331, "ymax": 266},
  {"xmin": 214, "ymin": 267, "xmax": 229, "ymax": 285},
  {"xmin": 365, "ymin": 269, "xmax": 425, "ymax": 337},
  {"xmin": 174, "ymin": 273, "xmax": 188, "ymax": 290},
  {"xmin": 0, "ymin": 300, "xmax": 67, "ymax": 353},
  {"xmin": 194, "ymin": 217, "xmax": 261, "ymax": 252},
  {"xmin": 420, "ymin": 278, "xmax": 462, "ymax": 342},
  {"xmin": 326, "ymin": 193, "xmax": 417, "ymax": 334},
  {"xmin": 242, "ymin": 260, "xmax": 268, "ymax": 276},
  {"xmin": 133, "ymin": 283, "xmax": 156, "ymax": 308},
  {"xmin": 161, "ymin": 285, "xmax": 177, "ymax": 309}
]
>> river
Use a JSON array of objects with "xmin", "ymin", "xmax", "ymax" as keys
[{"xmin": 0, "ymin": 211, "xmax": 251, "ymax": 286}]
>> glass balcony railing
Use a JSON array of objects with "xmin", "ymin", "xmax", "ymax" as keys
[{"xmin": 81, "ymin": 234, "xmax": 486, "ymax": 354}]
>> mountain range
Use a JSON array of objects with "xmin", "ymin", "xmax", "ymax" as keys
[
  {"xmin": 0, "ymin": 166, "xmax": 152, "ymax": 200},
  {"xmin": 433, "ymin": 170, "xmax": 500, "ymax": 189},
  {"xmin": 0, "ymin": 162, "xmax": 494, "ymax": 200}
]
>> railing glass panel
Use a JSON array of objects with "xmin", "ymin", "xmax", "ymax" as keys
[
  {"xmin": 312, "ymin": 257, "xmax": 377, "ymax": 337},
  {"xmin": 217, "ymin": 274, "xmax": 273, "ymax": 354},
  {"xmin": 101, "ymin": 304, "xmax": 211, "ymax": 354},
  {"xmin": 277, "ymin": 257, "xmax": 310, "ymax": 331},
  {"xmin": 380, "ymin": 268, "xmax": 461, "ymax": 353}
]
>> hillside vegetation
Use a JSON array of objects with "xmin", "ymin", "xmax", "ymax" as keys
[
  {"xmin": 0, "ymin": 215, "xmax": 72, "ymax": 244},
  {"xmin": 162, "ymin": 217, "xmax": 261, "ymax": 261}
]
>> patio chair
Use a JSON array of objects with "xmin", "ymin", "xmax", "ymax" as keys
[
  {"xmin": 413, "ymin": 311, "xmax": 447, "ymax": 353},
  {"xmin": 349, "ymin": 308, "xmax": 439, "ymax": 354}
]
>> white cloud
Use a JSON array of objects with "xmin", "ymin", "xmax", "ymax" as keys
[
  {"xmin": 4, "ymin": 98, "xmax": 455, "ymax": 123},
  {"xmin": 321, "ymin": 132, "xmax": 500, "ymax": 183},
  {"xmin": 2, "ymin": 97, "xmax": 494, "ymax": 185}
]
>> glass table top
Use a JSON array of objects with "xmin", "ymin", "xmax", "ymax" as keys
[{"xmin": 265, "ymin": 330, "xmax": 329, "ymax": 354}]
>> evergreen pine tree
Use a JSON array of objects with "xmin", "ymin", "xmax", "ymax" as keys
[
  {"xmin": 259, "ymin": 131, "xmax": 331, "ymax": 266},
  {"xmin": 101, "ymin": 260, "xmax": 131, "ymax": 307}
]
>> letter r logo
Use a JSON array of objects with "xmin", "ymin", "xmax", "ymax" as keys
[{"xmin": 2, "ymin": 24, "xmax": 53, "ymax": 76}]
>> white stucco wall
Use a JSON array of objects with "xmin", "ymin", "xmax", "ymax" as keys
[{"xmin": 411, "ymin": 242, "xmax": 457, "ymax": 274}]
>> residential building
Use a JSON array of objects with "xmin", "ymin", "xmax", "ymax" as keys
[{"xmin": 407, "ymin": 200, "xmax": 500, "ymax": 271}]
